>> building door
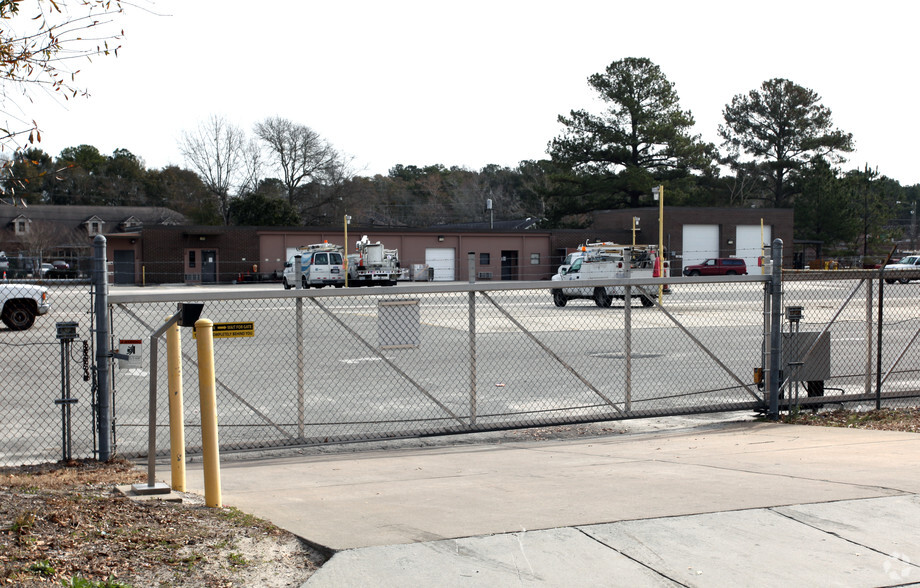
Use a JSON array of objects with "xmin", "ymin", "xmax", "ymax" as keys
[
  {"xmin": 501, "ymin": 250, "xmax": 519, "ymax": 280},
  {"xmin": 682, "ymin": 225, "xmax": 719, "ymax": 270},
  {"xmin": 113, "ymin": 250, "xmax": 135, "ymax": 284},
  {"xmin": 425, "ymin": 248, "xmax": 455, "ymax": 281},
  {"xmin": 736, "ymin": 225, "xmax": 772, "ymax": 273},
  {"xmin": 201, "ymin": 250, "xmax": 217, "ymax": 283}
]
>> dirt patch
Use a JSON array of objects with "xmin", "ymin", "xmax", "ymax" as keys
[
  {"xmin": 780, "ymin": 406, "xmax": 920, "ymax": 432},
  {"xmin": 0, "ymin": 459, "xmax": 326, "ymax": 587}
]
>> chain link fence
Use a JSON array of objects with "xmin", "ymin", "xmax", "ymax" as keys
[
  {"xmin": 0, "ymin": 269, "xmax": 99, "ymax": 466},
  {"xmin": 4, "ymin": 267, "xmax": 920, "ymax": 466},
  {"xmin": 781, "ymin": 271, "xmax": 920, "ymax": 409}
]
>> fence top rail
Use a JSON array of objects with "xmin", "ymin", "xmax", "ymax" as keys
[
  {"xmin": 107, "ymin": 274, "xmax": 769, "ymax": 304},
  {"xmin": 783, "ymin": 269, "xmax": 903, "ymax": 281}
]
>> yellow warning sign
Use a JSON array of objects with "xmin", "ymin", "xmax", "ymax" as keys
[{"xmin": 193, "ymin": 322, "xmax": 254, "ymax": 339}]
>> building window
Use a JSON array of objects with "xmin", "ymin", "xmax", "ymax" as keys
[
  {"xmin": 480, "ymin": 253, "xmax": 491, "ymax": 265},
  {"xmin": 15, "ymin": 220, "xmax": 28, "ymax": 235},
  {"xmin": 530, "ymin": 253, "xmax": 540, "ymax": 265},
  {"xmin": 189, "ymin": 250, "xmax": 196, "ymax": 268}
]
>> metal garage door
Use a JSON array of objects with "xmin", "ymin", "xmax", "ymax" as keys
[
  {"xmin": 682, "ymin": 225, "xmax": 718, "ymax": 269},
  {"xmin": 425, "ymin": 248, "xmax": 455, "ymax": 281},
  {"xmin": 736, "ymin": 225, "xmax": 771, "ymax": 273}
]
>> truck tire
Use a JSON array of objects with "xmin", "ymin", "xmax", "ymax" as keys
[
  {"xmin": 593, "ymin": 287, "xmax": 612, "ymax": 307},
  {"xmin": 640, "ymin": 295, "xmax": 655, "ymax": 307},
  {"xmin": 301, "ymin": 276, "xmax": 310, "ymax": 289},
  {"xmin": 689, "ymin": 270, "xmax": 701, "ymax": 276},
  {"xmin": 282, "ymin": 277, "xmax": 292, "ymax": 289},
  {"xmin": 726, "ymin": 270, "xmax": 737, "ymax": 275},
  {"xmin": 899, "ymin": 278, "xmax": 910, "ymax": 284},
  {"xmin": 552, "ymin": 290, "xmax": 567, "ymax": 307},
  {"xmin": 2, "ymin": 300, "xmax": 36, "ymax": 330}
]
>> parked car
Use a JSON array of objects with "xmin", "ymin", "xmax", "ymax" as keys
[
  {"xmin": 52, "ymin": 260, "xmax": 70, "ymax": 270},
  {"xmin": 682, "ymin": 258, "xmax": 748, "ymax": 276},
  {"xmin": 883, "ymin": 255, "xmax": 920, "ymax": 284},
  {"xmin": 39, "ymin": 263, "xmax": 53, "ymax": 277}
]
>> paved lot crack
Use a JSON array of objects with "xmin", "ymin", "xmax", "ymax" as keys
[{"xmin": 575, "ymin": 526, "xmax": 690, "ymax": 587}]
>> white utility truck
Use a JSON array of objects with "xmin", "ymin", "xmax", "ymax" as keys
[
  {"xmin": 282, "ymin": 243, "xmax": 346, "ymax": 289},
  {"xmin": 550, "ymin": 242, "xmax": 668, "ymax": 308},
  {"xmin": 346, "ymin": 235, "xmax": 403, "ymax": 286}
]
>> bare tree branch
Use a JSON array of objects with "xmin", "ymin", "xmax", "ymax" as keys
[{"xmin": 178, "ymin": 114, "xmax": 248, "ymax": 224}]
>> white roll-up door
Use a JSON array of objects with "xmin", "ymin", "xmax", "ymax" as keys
[
  {"xmin": 736, "ymin": 225, "xmax": 771, "ymax": 272},
  {"xmin": 682, "ymin": 225, "xmax": 719, "ymax": 269},
  {"xmin": 425, "ymin": 248, "xmax": 455, "ymax": 281}
]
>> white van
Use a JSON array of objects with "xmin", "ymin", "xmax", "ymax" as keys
[{"xmin": 282, "ymin": 245, "xmax": 345, "ymax": 289}]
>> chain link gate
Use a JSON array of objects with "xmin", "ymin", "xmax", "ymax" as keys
[
  {"xmin": 102, "ymin": 274, "xmax": 773, "ymax": 460},
  {"xmin": 0, "ymin": 278, "xmax": 102, "ymax": 466},
  {"xmin": 6, "ymin": 244, "xmax": 920, "ymax": 466}
]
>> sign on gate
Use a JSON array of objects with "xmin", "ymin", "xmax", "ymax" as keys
[
  {"xmin": 118, "ymin": 339, "xmax": 143, "ymax": 368},
  {"xmin": 193, "ymin": 322, "xmax": 255, "ymax": 339}
]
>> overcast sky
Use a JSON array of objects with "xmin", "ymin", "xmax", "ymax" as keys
[{"xmin": 25, "ymin": 0, "xmax": 920, "ymax": 186}]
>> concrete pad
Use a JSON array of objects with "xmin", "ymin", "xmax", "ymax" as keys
[
  {"xmin": 581, "ymin": 509, "xmax": 902, "ymax": 587},
  {"xmin": 181, "ymin": 423, "xmax": 907, "ymax": 550},
  {"xmin": 305, "ymin": 527, "xmax": 678, "ymax": 587},
  {"xmin": 777, "ymin": 495, "xmax": 920, "ymax": 566}
]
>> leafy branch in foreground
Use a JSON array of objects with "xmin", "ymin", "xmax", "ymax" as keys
[{"xmin": 0, "ymin": 0, "xmax": 125, "ymax": 180}]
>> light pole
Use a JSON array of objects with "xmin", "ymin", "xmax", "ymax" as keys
[
  {"xmin": 632, "ymin": 217, "xmax": 640, "ymax": 248},
  {"xmin": 344, "ymin": 215, "xmax": 352, "ymax": 287},
  {"xmin": 912, "ymin": 202, "xmax": 917, "ymax": 251},
  {"xmin": 652, "ymin": 185, "xmax": 664, "ymax": 304}
]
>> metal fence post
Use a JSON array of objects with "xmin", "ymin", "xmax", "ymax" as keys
[
  {"xmin": 294, "ymin": 255, "xmax": 302, "ymax": 290},
  {"xmin": 876, "ymin": 274, "xmax": 884, "ymax": 410},
  {"xmin": 624, "ymin": 283, "xmax": 632, "ymax": 412},
  {"xmin": 295, "ymin": 254, "xmax": 305, "ymax": 438},
  {"xmin": 468, "ymin": 252, "xmax": 477, "ymax": 425},
  {"xmin": 93, "ymin": 235, "xmax": 112, "ymax": 461},
  {"xmin": 865, "ymin": 279, "xmax": 874, "ymax": 398},
  {"xmin": 768, "ymin": 238, "xmax": 783, "ymax": 419},
  {"xmin": 297, "ymin": 297, "xmax": 304, "ymax": 439}
]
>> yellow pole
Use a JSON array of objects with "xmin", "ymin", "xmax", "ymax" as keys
[
  {"xmin": 761, "ymin": 218, "xmax": 765, "ymax": 274},
  {"xmin": 632, "ymin": 217, "xmax": 637, "ymax": 248},
  {"xmin": 195, "ymin": 318, "xmax": 221, "ymax": 507},
  {"xmin": 166, "ymin": 320, "xmax": 186, "ymax": 492},
  {"xmin": 658, "ymin": 185, "xmax": 664, "ymax": 305}
]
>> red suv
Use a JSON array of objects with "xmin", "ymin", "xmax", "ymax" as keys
[{"xmin": 682, "ymin": 258, "xmax": 747, "ymax": 276}]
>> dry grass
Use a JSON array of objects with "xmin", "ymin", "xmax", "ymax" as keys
[
  {"xmin": 781, "ymin": 407, "xmax": 920, "ymax": 433},
  {"xmin": 0, "ymin": 459, "xmax": 325, "ymax": 587}
]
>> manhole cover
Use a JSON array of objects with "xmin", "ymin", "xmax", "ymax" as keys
[{"xmin": 588, "ymin": 352, "xmax": 662, "ymax": 360}]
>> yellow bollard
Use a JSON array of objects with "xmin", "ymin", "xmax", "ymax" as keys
[
  {"xmin": 195, "ymin": 318, "xmax": 222, "ymax": 507},
  {"xmin": 166, "ymin": 320, "xmax": 186, "ymax": 492}
]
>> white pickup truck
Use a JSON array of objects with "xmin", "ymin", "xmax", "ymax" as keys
[
  {"xmin": 883, "ymin": 255, "xmax": 920, "ymax": 284},
  {"xmin": 550, "ymin": 245, "xmax": 668, "ymax": 308},
  {"xmin": 1, "ymin": 283, "xmax": 51, "ymax": 330}
]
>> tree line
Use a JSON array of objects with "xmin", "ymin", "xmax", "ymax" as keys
[{"xmin": 2, "ymin": 55, "xmax": 918, "ymax": 260}]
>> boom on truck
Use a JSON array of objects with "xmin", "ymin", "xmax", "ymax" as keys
[
  {"xmin": 347, "ymin": 235, "xmax": 404, "ymax": 286},
  {"xmin": 551, "ymin": 242, "xmax": 669, "ymax": 308}
]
